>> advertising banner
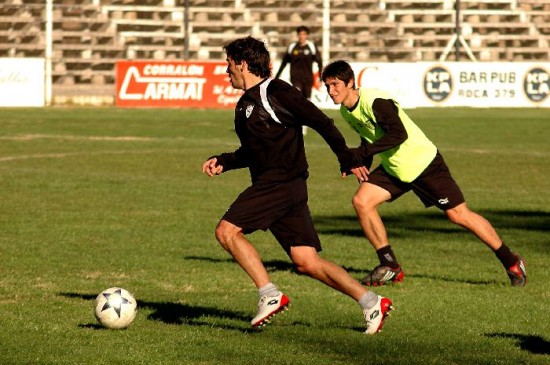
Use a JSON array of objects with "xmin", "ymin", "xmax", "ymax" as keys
[
  {"xmin": 115, "ymin": 60, "xmax": 548, "ymax": 109},
  {"xmin": 116, "ymin": 60, "xmax": 242, "ymax": 108},
  {"xmin": 0, "ymin": 58, "xmax": 44, "ymax": 107},
  {"xmin": 311, "ymin": 62, "xmax": 549, "ymax": 109}
]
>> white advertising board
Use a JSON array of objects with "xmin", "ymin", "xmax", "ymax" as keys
[
  {"xmin": 311, "ymin": 62, "xmax": 549, "ymax": 109},
  {"xmin": 0, "ymin": 58, "xmax": 45, "ymax": 107}
]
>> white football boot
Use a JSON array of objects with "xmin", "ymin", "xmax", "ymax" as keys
[
  {"xmin": 250, "ymin": 292, "xmax": 290, "ymax": 328},
  {"xmin": 364, "ymin": 295, "xmax": 394, "ymax": 335}
]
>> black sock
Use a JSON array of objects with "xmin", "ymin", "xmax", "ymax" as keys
[
  {"xmin": 494, "ymin": 243, "xmax": 517, "ymax": 268},
  {"xmin": 377, "ymin": 245, "xmax": 399, "ymax": 269}
]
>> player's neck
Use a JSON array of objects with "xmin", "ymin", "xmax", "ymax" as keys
[
  {"xmin": 243, "ymin": 74, "xmax": 266, "ymax": 91},
  {"xmin": 343, "ymin": 88, "xmax": 360, "ymax": 109}
]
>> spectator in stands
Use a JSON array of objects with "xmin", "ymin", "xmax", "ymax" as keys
[
  {"xmin": 202, "ymin": 36, "xmax": 393, "ymax": 334},
  {"xmin": 275, "ymin": 26, "xmax": 323, "ymax": 135},
  {"xmin": 321, "ymin": 60, "xmax": 527, "ymax": 288}
]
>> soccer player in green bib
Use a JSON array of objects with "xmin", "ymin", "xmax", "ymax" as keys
[{"xmin": 321, "ymin": 60, "xmax": 526, "ymax": 287}]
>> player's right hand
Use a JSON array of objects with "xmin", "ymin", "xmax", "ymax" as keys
[
  {"xmin": 342, "ymin": 165, "xmax": 369, "ymax": 183},
  {"xmin": 202, "ymin": 158, "xmax": 224, "ymax": 177}
]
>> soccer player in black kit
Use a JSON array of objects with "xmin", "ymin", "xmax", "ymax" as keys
[
  {"xmin": 275, "ymin": 25, "xmax": 322, "ymax": 101},
  {"xmin": 202, "ymin": 36, "xmax": 393, "ymax": 334}
]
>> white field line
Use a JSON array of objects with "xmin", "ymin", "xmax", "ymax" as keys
[
  {"xmin": 0, "ymin": 134, "xmax": 168, "ymax": 163},
  {"xmin": 0, "ymin": 150, "xmax": 168, "ymax": 163},
  {"xmin": 1, "ymin": 134, "xmax": 546, "ymax": 162},
  {"xmin": 0, "ymin": 134, "xmax": 237, "ymax": 163},
  {"xmin": 0, "ymin": 134, "xmax": 156, "ymax": 142},
  {"xmin": 441, "ymin": 147, "xmax": 546, "ymax": 157}
]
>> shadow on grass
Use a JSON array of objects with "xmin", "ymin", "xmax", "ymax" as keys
[
  {"xmin": 486, "ymin": 333, "xmax": 550, "ymax": 355},
  {"xmin": 60, "ymin": 292, "xmax": 256, "ymax": 333},
  {"xmin": 313, "ymin": 209, "xmax": 550, "ymax": 238},
  {"xmin": 184, "ymin": 256, "xmax": 299, "ymax": 273},
  {"xmin": 405, "ymin": 273, "xmax": 501, "ymax": 286},
  {"xmin": 184, "ymin": 256, "xmax": 499, "ymax": 286},
  {"xmin": 184, "ymin": 255, "xmax": 369, "ymax": 275},
  {"xmin": 140, "ymin": 300, "xmax": 258, "ymax": 333}
]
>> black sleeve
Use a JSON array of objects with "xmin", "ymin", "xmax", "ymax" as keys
[
  {"xmin": 211, "ymin": 146, "xmax": 250, "ymax": 172},
  {"xmin": 314, "ymin": 44, "xmax": 322, "ymax": 76},
  {"xmin": 269, "ymin": 84, "xmax": 359, "ymax": 172},
  {"xmin": 274, "ymin": 52, "xmax": 291, "ymax": 79},
  {"xmin": 364, "ymin": 98, "xmax": 408, "ymax": 158}
]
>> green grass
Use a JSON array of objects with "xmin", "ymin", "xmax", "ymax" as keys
[{"xmin": 0, "ymin": 107, "xmax": 548, "ymax": 365}]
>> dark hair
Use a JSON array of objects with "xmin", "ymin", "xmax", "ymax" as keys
[
  {"xmin": 296, "ymin": 25, "xmax": 309, "ymax": 34},
  {"xmin": 223, "ymin": 36, "xmax": 271, "ymax": 78},
  {"xmin": 321, "ymin": 60, "xmax": 355, "ymax": 87}
]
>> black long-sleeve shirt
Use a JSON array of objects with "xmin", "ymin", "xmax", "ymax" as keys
[
  {"xmin": 275, "ymin": 41, "xmax": 322, "ymax": 84},
  {"xmin": 215, "ymin": 78, "xmax": 356, "ymax": 183}
]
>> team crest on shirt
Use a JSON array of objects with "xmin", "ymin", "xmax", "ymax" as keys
[{"xmin": 245, "ymin": 104, "xmax": 254, "ymax": 118}]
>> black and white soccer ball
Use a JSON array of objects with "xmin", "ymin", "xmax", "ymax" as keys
[{"xmin": 94, "ymin": 287, "xmax": 137, "ymax": 329}]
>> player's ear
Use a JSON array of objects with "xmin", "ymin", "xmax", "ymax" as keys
[{"xmin": 239, "ymin": 60, "xmax": 248, "ymax": 73}]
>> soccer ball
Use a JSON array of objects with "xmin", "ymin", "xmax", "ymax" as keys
[{"xmin": 94, "ymin": 287, "xmax": 138, "ymax": 329}]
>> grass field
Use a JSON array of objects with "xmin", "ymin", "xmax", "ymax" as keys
[{"xmin": 0, "ymin": 107, "xmax": 548, "ymax": 365}]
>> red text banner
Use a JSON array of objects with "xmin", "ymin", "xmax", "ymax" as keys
[{"xmin": 116, "ymin": 60, "xmax": 241, "ymax": 108}]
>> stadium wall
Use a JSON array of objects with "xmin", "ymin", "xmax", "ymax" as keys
[{"xmin": 0, "ymin": 58, "xmax": 548, "ymax": 108}]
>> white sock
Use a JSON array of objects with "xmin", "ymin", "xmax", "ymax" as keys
[
  {"xmin": 358, "ymin": 291, "xmax": 379, "ymax": 310},
  {"xmin": 258, "ymin": 283, "xmax": 279, "ymax": 298}
]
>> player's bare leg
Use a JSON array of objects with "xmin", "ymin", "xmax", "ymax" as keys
[
  {"xmin": 215, "ymin": 219, "xmax": 290, "ymax": 326},
  {"xmin": 445, "ymin": 202, "xmax": 526, "ymax": 286},
  {"xmin": 353, "ymin": 183, "xmax": 404, "ymax": 286},
  {"xmin": 445, "ymin": 202, "xmax": 502, "ymax": 249},
  {"xmin": 215, "ymin": 219, "xmax": 271, "ymax": 288},
  {"xmin": 289, "ymin": 246, "xmax": 394, "ymax": 334},
  {"xmin": 352, "ymin": 183, "xmax": 392, "ymax": 250},
  {"xmin": 290, "ymin": 246, "xmax": 367, "ymax": 300}
]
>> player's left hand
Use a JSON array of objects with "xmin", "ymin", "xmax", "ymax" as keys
[{"xmin": 342, "ymin": 166, "xmax": 369, "ymax": 182}]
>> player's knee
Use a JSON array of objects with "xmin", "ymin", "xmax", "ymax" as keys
[
  {"xmin": 215, "ymin": 220, "xmax": 239, "ymax": 249},
  {"xmin": 446, "ymin": 206, "xmax": 468, "ymax": 226},
  {"xmin": 352, "ymin": 193, "xmax": 372, "ymax": 212},
  {"xmin": 214, "ymin": 224, "xmax": 226, "ymax": 247},
  {"xmin": 293, "ymin": 260, "xmax": 317, "ymax": 276},
  {"xmin": 291, "ymin": 253, "xmax": 320, "ymax": 276}
]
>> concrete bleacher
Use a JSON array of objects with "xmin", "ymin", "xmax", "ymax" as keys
[{"xmin": 0, "ymin": 0, "xmax": 548, "ymax": 92}]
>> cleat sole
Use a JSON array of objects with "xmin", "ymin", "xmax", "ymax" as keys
[
  {"xmin": 376, "ymin": 304, "xmax": 394, "ymax": 333},
  {"xmin": 251, "ymin": 303, "xmax": 290, "ymax": 328}
]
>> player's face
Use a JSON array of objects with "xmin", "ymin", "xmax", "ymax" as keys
[
  {"xmin": 324, "ymin": 76, "xmax": 353, "ymax": 106},
  {"xmin": 226, "ymin": 56, "xmax": 245, "ymax": 90},
  {"xmin": 297, "ymin": 31, "xmax": 309, "ymax": 45}
]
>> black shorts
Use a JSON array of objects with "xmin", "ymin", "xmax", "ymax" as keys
[
  {"xmin": 222, "ymin": 177, "xmax": 321, "ymax": 254},
  {"xmin": 367, "ymin": 152, "xmax": 465, "ymax": 210}
]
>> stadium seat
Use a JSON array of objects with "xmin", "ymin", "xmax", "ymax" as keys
[{"xmin": 1, "ymin": 0, "xmax": 547, "ymax": 94}]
